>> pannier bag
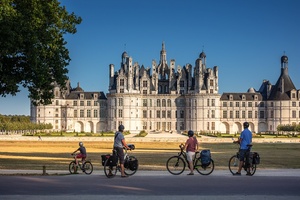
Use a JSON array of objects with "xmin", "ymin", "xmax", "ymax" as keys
[
  {"xmin": 101, "ymin": 150, "xmax": 118, "ymax": 167},
  {"xmin": 200, "ymin": 149, "xmax": 211, "ymax": 166},
  {"xmin": 101, "ymin": 154, "xmax": 110, "ymax": 166},
  {"xmin": 246, "ymin": 152, "xmax": 253, "ymax": 167},
  {"xmin": 252, "ymin": 152, "xmax": 260, "ymax": 164},
  {"xmin": 124, "ymin": 157, "xmax": 138, "ymax": 171}
]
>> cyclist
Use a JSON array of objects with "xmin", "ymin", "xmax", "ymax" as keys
[
  {"xmin": 184, "ymin": 130, "xmax": 199, "ymax": 175},
  {"xmin": 72, "ymin": 142, "xmax": 87, "ymax": 167},
  {"xmin": 114, "ymin": 124, "xmax": 131, "ymax": 178},
  {"xmin": 233, "ymin": 122, "xmax": 252, "ymax": 175}
]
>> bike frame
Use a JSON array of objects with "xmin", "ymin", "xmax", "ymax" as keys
[
  {"xmin": 177, "ymin": 146, "xmax": 199, "ymax": 168},
  {"xmin": 229, "ymin": 143, "xmax": 256, "ymax": 176},
  {"xmin": 104, "ymin": 144, "xmax": 138, "ymax": 178},
  {"xmin": 69, "ymin": 153, "xmax": 93, "ymax": 175},
  {"xmin": 166, "ymin": 143, "xmax": 215, "ymax": 175}
]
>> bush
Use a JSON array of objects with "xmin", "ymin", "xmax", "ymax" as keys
[{"xmin": 134, "ymin": 130, "xmax": 148, "ymax": 137}]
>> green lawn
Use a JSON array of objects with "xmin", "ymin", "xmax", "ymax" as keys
[{"xmin": 0, "ymin": 141, "xmax": 299, "ymax": 171}]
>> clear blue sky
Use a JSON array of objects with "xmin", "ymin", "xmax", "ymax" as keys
[{"xmin": 1, "ymin": 0, "xmax": 300, "ymax": 116}]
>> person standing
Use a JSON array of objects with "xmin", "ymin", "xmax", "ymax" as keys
[
  {"xmin": 184, "ymin": 130, "xmax": 199, "ymax": 175},
  {"xmin": 113, "ymin": 124, "xmax": 130, "ymax": 178},
  {"xmin": 233, "ymin": 122, "xmax": 253, "ymax": 175}
]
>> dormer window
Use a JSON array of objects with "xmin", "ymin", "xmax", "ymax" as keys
[
  {"xmin": 143, "ymin": 80, "xmax": 147, "ymax": 87},
  {"xmin": 120, "ymin": 79, "xmax": 124, "ymax": 86}
]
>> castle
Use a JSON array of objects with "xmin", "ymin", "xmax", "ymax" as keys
[{"xmin": 31, "ymin": 43, "xmax": 300, "ymax": 134}]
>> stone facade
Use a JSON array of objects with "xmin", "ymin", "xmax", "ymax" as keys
[
  {"xmin": 31, "ymin": 43, "xmax": 300, "ymax": 134},
  {"xmin": 30, "ymin": 81, "xmax": 107, "ymax": 133}
]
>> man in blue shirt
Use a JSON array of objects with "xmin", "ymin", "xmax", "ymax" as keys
[{"xmin": 234, "ymin": 122, "xmax": 252, "ymax": 175}]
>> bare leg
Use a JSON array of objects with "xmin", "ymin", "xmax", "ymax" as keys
[
  {"xmin": 189, "ymin": 161, "xmax": 194, "ymax": 173},
  {"xmin": 237, "ymin": 161, "xmax": 243, "ymax": 173},
  {"xmin": 120, "ymin": 164, "xmax": 126, "ymax": 176}
]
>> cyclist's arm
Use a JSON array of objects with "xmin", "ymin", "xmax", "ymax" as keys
[
  {"xmin": 184, "ymin": 140, "xmax": 189, "ymax": 151},
  {"xmin": 72, "ymin": 148, "xmax": 79, "ymax": 154},
  {"xmin": 122, "ymin": 139, "xmax": 130, "ymax": 149},
  {"xmin": 233, "ymin": 136, "xmax": 241, "ymax": 144}
]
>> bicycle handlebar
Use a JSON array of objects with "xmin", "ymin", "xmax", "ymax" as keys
[
  {"xmin": 123, "ymin": 144, "xmax": 135, "ymax": 151},
  {"xmin": 179, "ymin": 143, "xmax": 184, "ymax": 150}
]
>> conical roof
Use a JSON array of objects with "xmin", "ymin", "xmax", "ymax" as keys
[{"xmin": 268, "ymin": 67, "xmax": 296, "ymax": 100}]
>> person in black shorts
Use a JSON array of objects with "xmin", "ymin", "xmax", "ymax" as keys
[{"xmin": 113, "ymin": 125, "xmax": 130, "ymax": 177}]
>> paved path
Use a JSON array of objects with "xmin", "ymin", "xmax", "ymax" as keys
[
  {"xmin": 1, "ymin": 170, "xmax": 300, "ymax": 200},
  {"xmin": 1, "ymin": 169, "xmax": 300, "ymax": 177}
]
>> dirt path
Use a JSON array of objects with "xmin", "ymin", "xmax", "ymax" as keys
[{"xmin": 0, "ymin": 134, "xmax": 299, "ymax": 143}]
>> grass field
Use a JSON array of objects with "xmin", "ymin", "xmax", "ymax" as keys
[{"xmin": 0, "ymin": 140, "xmax": 300, "ymax": 171}]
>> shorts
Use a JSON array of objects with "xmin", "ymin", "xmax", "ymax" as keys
[
  {"xmin": 114, "ymin": 147, "xmax": 125, "ymax": 164},
  {"xmin": 238, "ymin": 149, "xmax": 249, "ymax": 161},
  {"xmin": 186, "ymin": 151, "xmax": 195, "ymax": 162},
  {"xmin": 76, "ymin": 153, "xmax": 86, "ymax": 160}
]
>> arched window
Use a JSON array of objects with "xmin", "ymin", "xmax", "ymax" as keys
[
  {"xmin": 157, "ymin": 99, "xmax": 161, "ymax": 107},
  {"xmin": 162, "ymin": 99, "xmax": 166, "ymax": 107},
  {"xmin": 167, "ymin": 99, "xmax": 171, "ymax": 107}
]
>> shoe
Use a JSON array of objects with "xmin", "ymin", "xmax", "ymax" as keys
[
  {"xmin": 246, "ymin": 172, "xmax": 252, "ymax": 176},
  {"xmin": 121, "ymin": 175, "xmax": 128, "ymax": 178},
  {"xmin": 233, "ymin": 172, "xmax": 241, "ymax": 175},
  {"xmin": 187, "ymin": 172, "xmax": 194, "ymax": 175}
]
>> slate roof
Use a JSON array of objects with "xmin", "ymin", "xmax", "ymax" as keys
[
  {"xmin": 267, "ymin": 67, "xmax": 296, "ymax": 100},
  {"xmin": 66, "ymin": 91, "xmax": 107, "ymax": 100},
  {"xmin": 220, "ymin": 92, "xmax": 263, "ymax": 101}
]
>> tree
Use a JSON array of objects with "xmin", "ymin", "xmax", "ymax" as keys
[{"xmin": 0, "ymin": 0, "xmax": 82, "ymax": 105}]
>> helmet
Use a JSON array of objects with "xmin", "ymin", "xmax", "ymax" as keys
[
  {"xmin": 118, "ymin": 124, "xmax": 125, "ymax": 131},
  {"xmin": 187, "ymin": 130, "xmax": 194, "ymax": 137},
  {"xmin": 79, "ymin": 142, "xmax": 83, "ymax": 146},
  {"xmin": 243, "ymin": 122, "xmax": 249, "ymax": 129}
]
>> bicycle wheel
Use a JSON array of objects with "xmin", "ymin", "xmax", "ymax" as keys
[
  {"xmin": 228, "ymin": 155, "xmax": 239, "ymax": 175},
  {"xmin": 195, "ymin": 158, "xmax": 214, "ymax": 175},
  {"xmin": 83, "ymin": 161, "xmax": 93, "ymax": 175},
  {"xmin": 124, "ymin": 156, "xmax": 138, "ymax": 176},
  {"xmin": 166, "ymin": 156, "xmax": 185, "ymax": 175},
  {"xmin": 104, "ymin": 159, "xmax": 117, "ymax": 178},
  {"xmin": 69, "ymin": 161, "xmax": 77, "ymax": 174},
  {"xmin": 247, "ymin": 163, "xmax": 257, "ymax": 176}
]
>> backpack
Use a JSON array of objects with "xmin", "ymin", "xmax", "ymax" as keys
[{"xmin": 200, "ymin": 149, "xmax": 211, "ymax": 166}]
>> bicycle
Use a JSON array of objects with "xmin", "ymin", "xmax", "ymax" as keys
[
  {"xmin": 69, "ymin": 153, "xmax": 93, "ymax": 175},
  {"xmin": 166, "ymin": 143, "xmax": 215, "ymax": 175},
  {"xmin": 228, "ymin": 142, "xmax": 258, "ymax": 176},
  {"xmin": 102, "ymin": 144, "xmax": 138, "ymax": 178}
]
